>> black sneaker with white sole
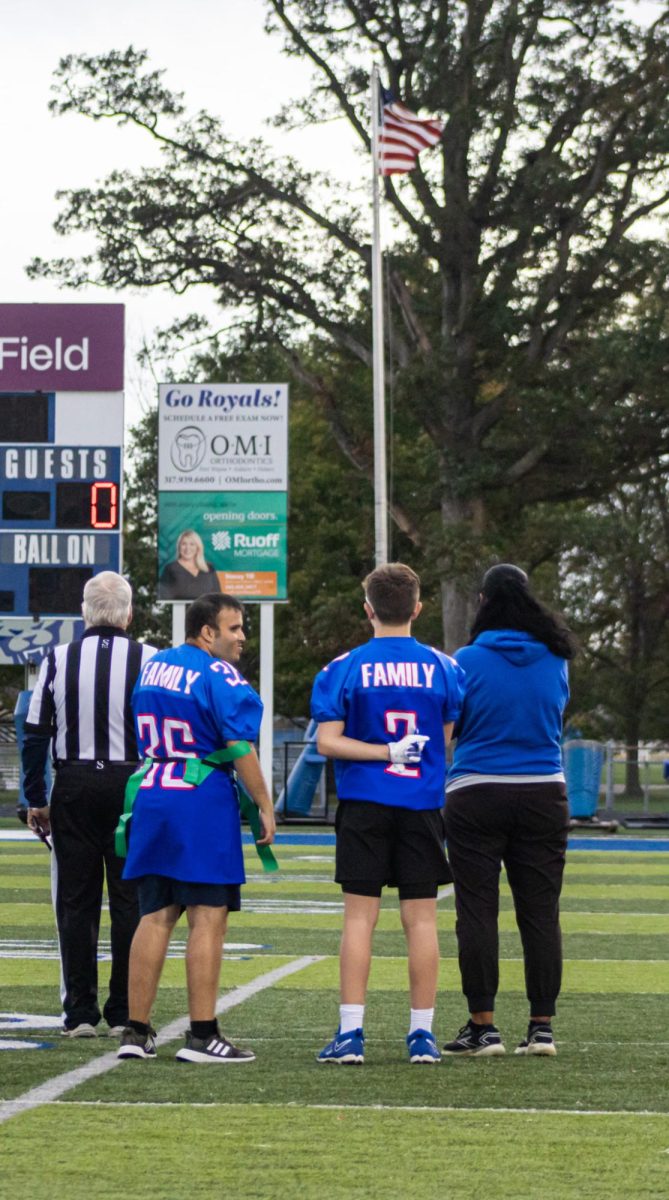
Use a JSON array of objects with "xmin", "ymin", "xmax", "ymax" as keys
[
  {"xmin": 175, "ymin": 1031, "xmax": 256, "ymax": 1064},
  {"xmin": 442, "ymin": 1020, "xmax": 506, "ymax": 1056},
  {"xmin": 117, "ymin": 1026, "xmax": 157, "ymax": 1060},
  {"xmin": 515, "ymin": 1022, "xmax": 557, "ymax": 1057}
]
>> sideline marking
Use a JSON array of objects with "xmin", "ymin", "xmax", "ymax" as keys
[
  {"xmin": 0, "ymin": 1040, "xmax": 54, "ymax": 1052},
  {"xmin": 0, "ymin": 940, "xmax": 270, "ymax": 961},
  {"xmin": 30, "ymin": 1099, "xmax": 669, "ymax": 1118},
  {"xmin": 0, "ymin": 1013, "xmax": 62, "ymax": 1030},
  {"xmin": 5, "ymin": 829, "xmax": 669, "ymax": 851},
  {"xmin": 0, "ymin": 955, "xmax": 324, "ymax": 1127},
  {"xmin": 437, "ymin": 885, "xmax": 454, "ymax": 901}
]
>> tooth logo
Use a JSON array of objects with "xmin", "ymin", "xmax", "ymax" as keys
[{"xmin": 171, "ymin": 426, "xmax": 206, "ymax": 472}]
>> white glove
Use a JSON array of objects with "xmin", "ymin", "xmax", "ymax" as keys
[{"xmin": 388, "ymin": 734, "xmax": 430, "ymax": 764}]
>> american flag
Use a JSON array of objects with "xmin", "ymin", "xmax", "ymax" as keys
[{"xmin": 377, "ymin": 88, "xmax": 444, "ymax": 176}]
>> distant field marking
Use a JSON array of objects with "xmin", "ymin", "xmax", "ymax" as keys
[
  {"xmin": 212, "ymin": 880, "xmax": 337, "ymax": 887},
  {"xmin": 2, "ymin": 942, "xmax": 667, "ymax": 966},
  {"xmin": 559, "ymin": 911, "xmax": 669, "ymax": 917},
  {"xmin": 32, "ymin": 1099, "xmax": 669, "ymax": 1118},
  {"xmin": 291, "ymin": 855, "xmax": 335, "ymax": 863},
  {"xmin": 0, "ymin": 955, "xmax": 324, "ymax": 1127},
  {"xmin": 4, "ymin": 906, "xmax": 669, "ymax": 917},
  {"xmin": 437, "ymin": 885, "xmax": 454, "ymax": 901},
  {"xmin": 5, "ymin": 835, "xmax": 669, "ymax": 854}
]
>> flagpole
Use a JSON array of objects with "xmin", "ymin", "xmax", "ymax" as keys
[{"xmin": 371, "ymin": 63, "xmax": 389, "ymax": 566}]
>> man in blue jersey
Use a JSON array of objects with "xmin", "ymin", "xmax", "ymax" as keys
[
  {"xmin": 312, "ymin": 563, "xmax": 465, "ymax": 1064},
  {"xmin": 116, "ymin": 593, "xmax": 275, "ymax": 1064}
]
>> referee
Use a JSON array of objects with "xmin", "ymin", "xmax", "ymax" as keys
[{"xmin": 22, "ymin": 571, "xmax": 157, "ymax": 1038}]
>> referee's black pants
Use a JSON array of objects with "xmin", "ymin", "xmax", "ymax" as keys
[
  {"xmin": 50, "ymin": 762, "xmax": 139, "ymax": 1030},
  {"xmin": 443, "ymin": 782, "xmax": 569, "ymax": 1016}
]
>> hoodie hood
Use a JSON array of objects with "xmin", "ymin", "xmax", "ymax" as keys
[{"xmin": 474, "ymin": 629, "xmax": 549, "ymax": 666}]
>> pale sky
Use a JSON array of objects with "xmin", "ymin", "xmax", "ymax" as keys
[
  {"xmin": 0, "ymin": 0, "xmax": 662, "ymax": 431},
  {"xmin": 0, "ymin": 0, "xmax": 362, "ymax": 429}
]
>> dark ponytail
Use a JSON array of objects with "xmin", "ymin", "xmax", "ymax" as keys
[{"xmin": 468, "ymin": 563, "xmax": 576, "ymax": 660}]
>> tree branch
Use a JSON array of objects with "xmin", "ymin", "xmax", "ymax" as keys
[
  {"xmin": 503, "ymin": 439, "xmax": 550, "ymax": 485},
  {"xmin": 283, "ymin": 342, "xmax": 423, "ymax": 545}
]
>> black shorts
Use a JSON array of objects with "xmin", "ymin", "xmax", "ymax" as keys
[
  {"xmin": 335, "ymin": 800, "xmax": 451, "ymax": 899},
  {"xmin": 136, "ymin": 874, "xmax": 241, "ymax": 917}
]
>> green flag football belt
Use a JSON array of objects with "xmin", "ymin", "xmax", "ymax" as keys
[{"xmin": 114, "ymin": 742, "xmax": 278, "ymax": 873}]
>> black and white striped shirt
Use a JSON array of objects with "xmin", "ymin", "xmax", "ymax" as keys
[{"xmin": 25, "ymin": 626, "xmax": 157, "ymax": 763}]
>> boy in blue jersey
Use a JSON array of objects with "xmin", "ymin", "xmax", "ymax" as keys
[
  {"xmin": 117, "ymin": 593, "xmax": 275, "ymax": 1065},
  {"xmin": 312, "ymin": 563, "xmax": 465, "ymax": 1064}
]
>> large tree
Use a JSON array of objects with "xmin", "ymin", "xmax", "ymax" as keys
[
  {"xmin": 30, "ymin": 1, "xmax": 669, "ymax": 647},
  {"xmin": 560, "ymin": 475, "xmax": 669, "ymax": 793}
]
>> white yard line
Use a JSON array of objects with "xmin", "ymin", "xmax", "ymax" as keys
[
  {"xmin": 30, "ymin": 1099, "xmax": 669, "ymax": 1119},
  {"xmin": 0, "ymin": 955, "xmax": 323, "ymax": 1127},
  {"xmin": 4, "ymin": 899, "xmax": 669, "ymax": 918},
  {"xmin": 4, "ymin": 947, "xmax": 669, "ymax": 966}
]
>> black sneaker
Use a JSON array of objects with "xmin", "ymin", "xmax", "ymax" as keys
[
  {"xmin": 442, "ymin": 1020, "xmax": 505, "ymax": 1057},
  {"xmin": 117, "ymin": 1026, "xmax": 157, "ymax": 1060},
  {"xmin": 515, "ymin": 1022, "xmax": 557, "ymax": 1057},
  {"xmin": 175, "ymin": 1031, "xmax": 256, "ymax": 1064}
]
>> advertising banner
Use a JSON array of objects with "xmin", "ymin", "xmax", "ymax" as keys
[
  {"xmin": 158, "ymin": 491, "xmax": 287, "ymax": 601},
  {"xmin": 158, "ymin": 382, "xmax": 288, "ymax": 492},
  {"xmin": 157, "ymin": 383, "xmax": 289, "ymax": 603},
  {"xmin": 0, "ymin": 304, "xmax": 124, "ymax": 391}
]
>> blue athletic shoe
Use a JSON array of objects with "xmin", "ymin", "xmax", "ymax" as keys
[
  {"xmin": 407, "ymin": 1028, "xmax": 441, "ymax": 1064},
  {"xmin": 317, "ymin": 1027, "xmax": 364, "ymax": 1064}
]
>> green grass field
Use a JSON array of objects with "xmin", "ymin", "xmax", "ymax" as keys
[{"xmin": 1, "ymin": 828, "xmax": 668, "ymax": 1200}]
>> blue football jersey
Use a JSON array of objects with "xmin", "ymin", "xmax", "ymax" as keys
[
  {"xmin": 311, "ymin": 637, "xmax": 465, "ymax": 810},
  {"xmin": 123, "ymin": 643, "xmax": 263, "ymax": 884}
]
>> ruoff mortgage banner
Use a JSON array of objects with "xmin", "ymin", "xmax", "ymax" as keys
[{"xmin": 157, "ymin": 383, "xmax": 289, "ymax": 602}]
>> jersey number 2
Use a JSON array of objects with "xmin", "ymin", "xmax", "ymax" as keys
[{"xmin": 384, "ymin": 710, "xmax": 420, "ymax": 779}]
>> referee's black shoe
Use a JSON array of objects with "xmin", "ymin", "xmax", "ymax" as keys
[
  {"xmin": 117, "ymin": 1026, "xmax": 157, "ymax": 1060},
  {"xmin": 442, "ymin": 1020, "xmax": 506, "ymax": 1056}
]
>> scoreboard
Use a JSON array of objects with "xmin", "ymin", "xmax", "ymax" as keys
[
  {"xmin": 0, "ymin": 304, "xmax": 124, "ymax": 621},
  {"xmin": 0, "ymin": 391, "xmax": 123, "ymax": 616}
]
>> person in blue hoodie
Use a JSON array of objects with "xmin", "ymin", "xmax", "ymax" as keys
[{"xmin": 442, "ymin": 563, "xmax": 575, "ymax": 1059}]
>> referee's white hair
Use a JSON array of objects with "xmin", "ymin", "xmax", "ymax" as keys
[{"xmin": 82, "ymin": 572, "xmax": 132, "ymax": 629}]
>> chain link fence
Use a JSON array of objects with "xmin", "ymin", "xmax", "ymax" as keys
[
  {"xmin": 600, "ymin": 742, "xmax": 669, "ymax": 820},
  {"xmin": 0, "ymin": 723, "xmax": 19, "ymax": 795},
  {"xmin": 274, "ymin": 740, "xmax": 335, "ymax": 822}
]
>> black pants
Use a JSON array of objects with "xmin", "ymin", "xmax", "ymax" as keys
[
  {"xmin": 443, "ymin": 782, "xmax": 569, "ymax": 1016},
  {"xmin": 50, "ymin": 763, "xmax": 139, "ymax": 1029}
]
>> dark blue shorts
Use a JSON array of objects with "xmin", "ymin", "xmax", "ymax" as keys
[{"xmin": 136, "ymin": 874, "xmax": 242, "ymax": 917}]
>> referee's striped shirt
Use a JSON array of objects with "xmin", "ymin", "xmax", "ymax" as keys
[{"xmin": 25, "ymin": 625, "xmax": 157, "ymax": 762}]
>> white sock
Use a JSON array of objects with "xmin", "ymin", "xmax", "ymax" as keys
[
  {"xmin": 409, "ymin": 1008, "xmax": 434, "ymax": 1035},
  {"xmin": 339, "ymin": 1004, "xmax": 365, "ymax": 1034}
]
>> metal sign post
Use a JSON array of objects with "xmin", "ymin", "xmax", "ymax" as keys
[
  {"xmin": 259, "ymin": 602, "xmax": 275, "ymax": 796},
  {"xmin": 171, "ymin": 602, "xmax": 186, "ymax": 647}
]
